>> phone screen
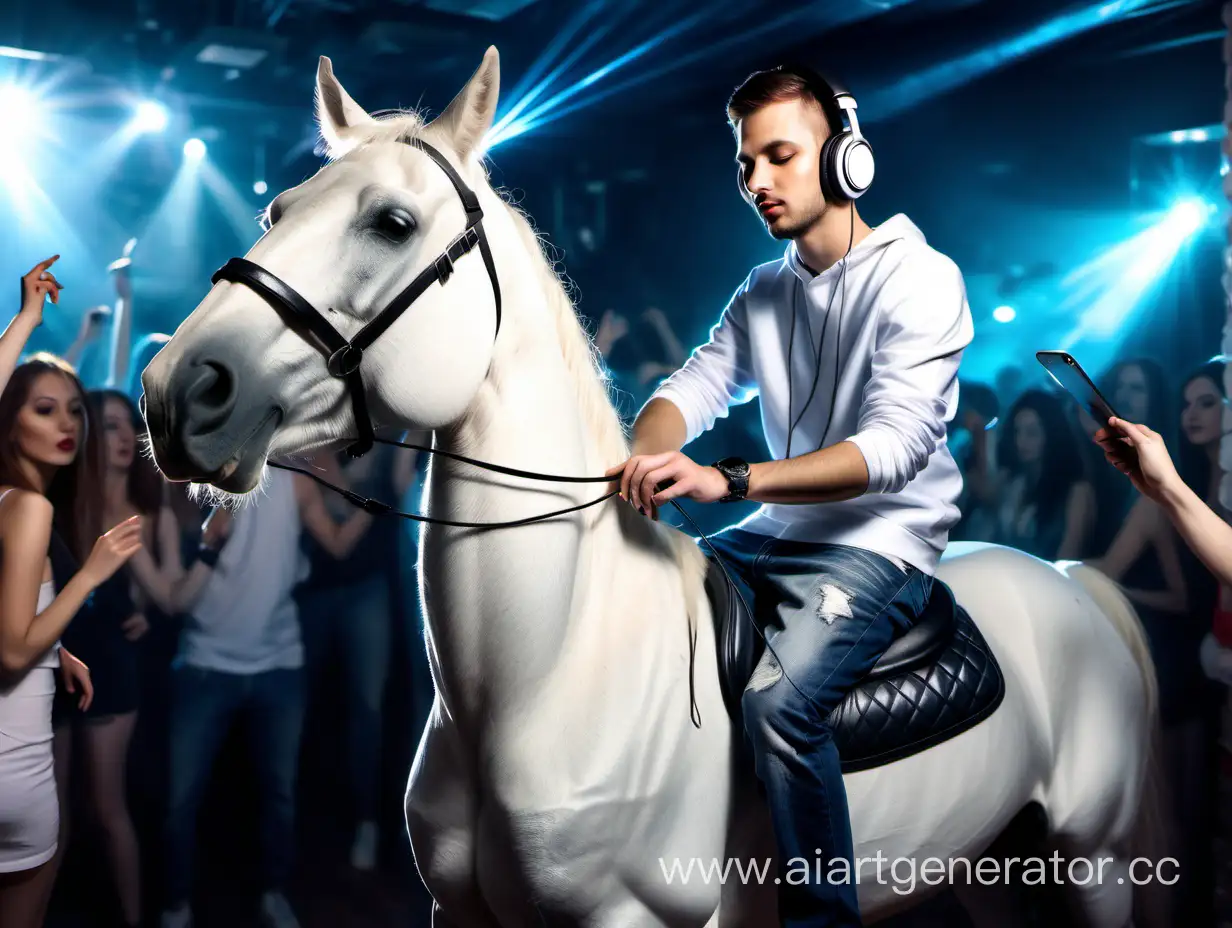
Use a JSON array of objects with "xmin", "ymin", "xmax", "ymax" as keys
[{"xmin": 1036, "ymin": 351, "xmax": 1119, "ymax": 425}]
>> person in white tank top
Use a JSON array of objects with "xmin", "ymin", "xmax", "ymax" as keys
[{"xmin": 0, "ymin": 256, "xmax": 143, "ymax": 928}]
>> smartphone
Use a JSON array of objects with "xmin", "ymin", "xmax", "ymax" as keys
[{"xmin": 1035, "ymin": 350, "xmax": 1119, "ymax": 425}]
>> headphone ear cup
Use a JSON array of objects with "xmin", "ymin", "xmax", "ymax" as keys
[{"xmin": 819, "ymin": 132, "xmax": 849, "ymax": 203}]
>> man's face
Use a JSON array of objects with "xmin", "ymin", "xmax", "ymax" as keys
[{"xmin": 735, "ymin": 97, "xmax": 829, "ymax": 241}]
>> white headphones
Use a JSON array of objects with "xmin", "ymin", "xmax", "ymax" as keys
[{"xmin": 782, "ymin": 64, "xmax": 875, "ymax": 202}]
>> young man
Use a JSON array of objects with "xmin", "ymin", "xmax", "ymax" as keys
[
  {"xmin": 159, "ymin": 469, "xmax": 371, "ymax": 928},
  {"xmin": 609, "ymin": 66, "xmax": 973, "ymax": 926}
]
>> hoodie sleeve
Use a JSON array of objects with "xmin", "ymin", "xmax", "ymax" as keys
[
  {"xmin": 846, "ymin": 252, "xmax": 974, "ymax": 494},
  {"xmin": 648, "ymin": 277, "xmax": 758, "ymax": 445}
]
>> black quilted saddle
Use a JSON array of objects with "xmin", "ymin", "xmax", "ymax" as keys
[{"xmin": 705, "ymin": 557, "xmax": 1005, "ymax": 773}]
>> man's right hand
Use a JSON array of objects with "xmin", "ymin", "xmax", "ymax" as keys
[
  {"xmin": 19, "ymin": 255, "xmax": 63, "ymax": 324},
  {"xmin": 1094, "ymin": 417, "xmax": 1183, "ymax": 503}
]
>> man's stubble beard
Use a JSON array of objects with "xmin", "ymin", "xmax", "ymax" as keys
[{"xmin": 768, "ymin": 198, "xmax": 827, "ymax": 241}]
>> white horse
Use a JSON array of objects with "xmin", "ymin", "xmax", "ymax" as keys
[{"xmin": 141, "ymin": 48, "xmax": 1166, "ymax": 928}]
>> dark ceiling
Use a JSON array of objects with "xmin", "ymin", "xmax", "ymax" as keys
[
  {"xmin": 0, "ymin": 0, "xmax": 1222, "ymax": 379},
  {"xmin": 0, "ymin": 0, "xmax": 1218, "ymax": 170}
]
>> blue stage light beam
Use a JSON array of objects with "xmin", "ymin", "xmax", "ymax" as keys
[
  {"xmin": 485, "ymin": 3, "xmax": 849, "ymax": 147},
  {"xmin": 487, "ymin": 5, "xmax": 714, "ymax": 146},
  {"xmin": 1060, "ymin": 196, "xmax": 1215, "ymax": 349},
  {"xmin": 487, "ymin": 8, "xmax": 634, "ymax": 147},
  {"xmin": 199, "ymin": 160, "xmax": 264, "ymax": 249},
  {"xmin": 861, "ymin": 0, "xmax": 1178, "ymax": 120},
  {"xmin": 493, "ymin": 0, "xmax": 605, "ymax": 127}
]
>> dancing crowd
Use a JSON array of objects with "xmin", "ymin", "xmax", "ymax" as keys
[
  {"xmin": 2, "ymin": 249, "xmax": 1232, "ymax": 927},
  {"xmin": 0, "ymin": 255, "xmax": 433, "ymax": 928}
]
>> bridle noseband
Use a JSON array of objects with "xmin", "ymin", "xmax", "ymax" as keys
[{"xmin": 210, "ymin": 137, "xmax": 502, "ymax": 459}]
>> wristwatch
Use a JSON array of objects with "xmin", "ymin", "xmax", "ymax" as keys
[{"xmin": 712, "ymin": 456, "xmax": 751, "ymax": 503}]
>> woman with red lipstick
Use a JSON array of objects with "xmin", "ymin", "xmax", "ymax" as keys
[{"xmin": 0, "ymin": 256, "xmax": 143, "ymax": 928}]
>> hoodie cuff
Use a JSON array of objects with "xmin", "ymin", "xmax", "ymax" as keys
[{"xmin": 847, "ymin": 429, "xmax": 893, "ymax": 495}]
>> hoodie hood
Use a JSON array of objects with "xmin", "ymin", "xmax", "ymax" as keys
[{"xmin": 786, "ymin": 212, "xmax": 925, "ymax": 282}]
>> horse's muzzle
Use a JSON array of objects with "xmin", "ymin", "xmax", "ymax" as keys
[{"xmin": 143, "ymin": 341, "xmax": 283, "ymax": 491}]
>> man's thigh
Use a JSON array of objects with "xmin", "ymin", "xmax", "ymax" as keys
[{"xmin": 752, "ymin": 542, "xmax": 932, "ymax": 714}]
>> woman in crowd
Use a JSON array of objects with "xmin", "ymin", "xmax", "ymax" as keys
[
  {"xmin": 52, "ymin": 388, "xmax": 184, "ymax": 927},
  {"xmin": 990, "ymin": 388, "xmax": 1096, "ymax": 560},
  {"xmin": 1094, "ymin": 360, "xmax": 1227, "ymax": 924},
  {"xmin": 0, "ymin": 256, "xmax": 143, "ymax": 928}
]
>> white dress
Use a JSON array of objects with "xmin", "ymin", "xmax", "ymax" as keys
[{"xmin": 0, "ymin": 563, "xmax": 60, "ymax": 871}]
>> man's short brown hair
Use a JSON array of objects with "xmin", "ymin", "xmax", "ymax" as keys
[{"xmin": 726, "ymin": 67, "xmax": 842, "ymax": 135}]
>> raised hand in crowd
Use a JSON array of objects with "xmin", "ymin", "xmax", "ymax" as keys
[
  {"xmin": 19, "ymin": 254, "xmax": 63, "ymax": 323},
  {"xmin": 1, "ymin": 256, "xmax": 64, "ymax": 396},
  {"xmin": 1095, "ymin": 416, "xmax": 1232, "ymax": 591}
]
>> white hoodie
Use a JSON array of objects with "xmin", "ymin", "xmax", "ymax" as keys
[{"xmin": 650, "ymin": 214, "xmax": 973, "ymax": 575}]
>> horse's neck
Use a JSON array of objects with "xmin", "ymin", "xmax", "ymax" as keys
[{"xmin": 421, "ymin": 306, "xmax": 609, "ymax": 726}]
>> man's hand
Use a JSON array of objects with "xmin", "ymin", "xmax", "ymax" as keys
[{"xmin": 605, "ymin": 450, "xmax": 729, "ymax": 519}]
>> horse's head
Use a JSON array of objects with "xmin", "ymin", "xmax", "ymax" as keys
[{"xmin": 143, "ymin": 49, "xmax": 503, "ymax": 493}]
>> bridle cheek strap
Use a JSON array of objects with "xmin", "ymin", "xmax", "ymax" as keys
[{"xmin": 209, "ymin": 138, "xmax": 502, "ymax": 458}]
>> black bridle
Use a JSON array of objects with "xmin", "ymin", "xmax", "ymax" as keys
[
  {"xmin": 211, "ymin": 137, "xmax": 501, "ymax": 460},
  {"xmin": 209, "ymin": 134, "xmax": 623, "ymax": 530}
]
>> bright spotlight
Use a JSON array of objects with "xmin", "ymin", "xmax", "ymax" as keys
[
  {"xmin": 0, "ymin": 84, "xmax": 36, "ymax": 124},
  {"xmin": 134, "ymin": 100, "xmax": 168, "ymax": 133},
  {"xmin": 1164, "ymin": 198, "xmax": 1210, "ymax": 239},
  {"xmin": 252, "ymin": 179, "xmax": 267, "ymax": 195},
  {"xmin": 992, "ymin": 305, "xmax": 1016, "ymax": 324},
  {"xmin": 183, "ymin": 137, "xmax": 206, "ymax": 160}
]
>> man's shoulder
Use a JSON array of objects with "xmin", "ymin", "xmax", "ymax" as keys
[
  {"xmin": 879, "ymin": 235, "xmax": 962, "ymax": 281},
  {"xmin": 741, "ymin": 256, "xmax": 795, "ymax": 300}
]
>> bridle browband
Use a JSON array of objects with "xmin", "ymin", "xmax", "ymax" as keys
[{"xmin": 210, "ymin": 137, "xmax": 502, "ymax": 459}]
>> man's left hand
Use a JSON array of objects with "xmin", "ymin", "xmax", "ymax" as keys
[{"xmin": 605, "ymin": 451, "xmax": 730, "ymax": 519}]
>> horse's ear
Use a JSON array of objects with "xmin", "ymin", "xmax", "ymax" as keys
[
  {"xmin": 428, "ymin": 46, "xmax": 500, "ymax": 161},
  {"xmin": 316, "ymin": 56, "xmax": 372, "ymax": 151}
]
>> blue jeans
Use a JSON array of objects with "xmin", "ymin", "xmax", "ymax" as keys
[
  {"xmin": 165, "ymin": 666, "xmax": 306, "ymax": 906},
  {"xmin": 704, "ymin": 527, "xmax": 933, "ymax": 928},
  {"xmin": 300, "ymin": 575, "xmax": 391, "ymax": 821}
]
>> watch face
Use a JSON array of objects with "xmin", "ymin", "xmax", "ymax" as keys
[{"xmin": 721, "ymin": 458, "xmax": 750, "ymax": 478}]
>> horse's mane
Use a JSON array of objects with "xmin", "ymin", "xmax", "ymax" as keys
[
  {"xmin": 323, "ymin": 109, "xmax": 709, "ymax": 625},
  {"xmin": 323, "ymin": 109, "xmax": 631, "ymax": 464}
]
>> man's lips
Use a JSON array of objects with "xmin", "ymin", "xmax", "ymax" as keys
[{"xmin": 758, "ymin": 201, "xmax": 784, "ymax": 217}]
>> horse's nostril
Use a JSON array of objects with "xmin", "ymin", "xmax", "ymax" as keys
[
  {"xmin": 197, "ymin": 361, "xmax": 234, "ymax": 411},
  {"xmin": 181, "ymin": 359, "xmax": 238, "ymax": 437}
]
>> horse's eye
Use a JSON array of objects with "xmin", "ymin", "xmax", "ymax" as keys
[{"xmin": 375, "ymin": 207, "xmax": 415, "ymax": 243}]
